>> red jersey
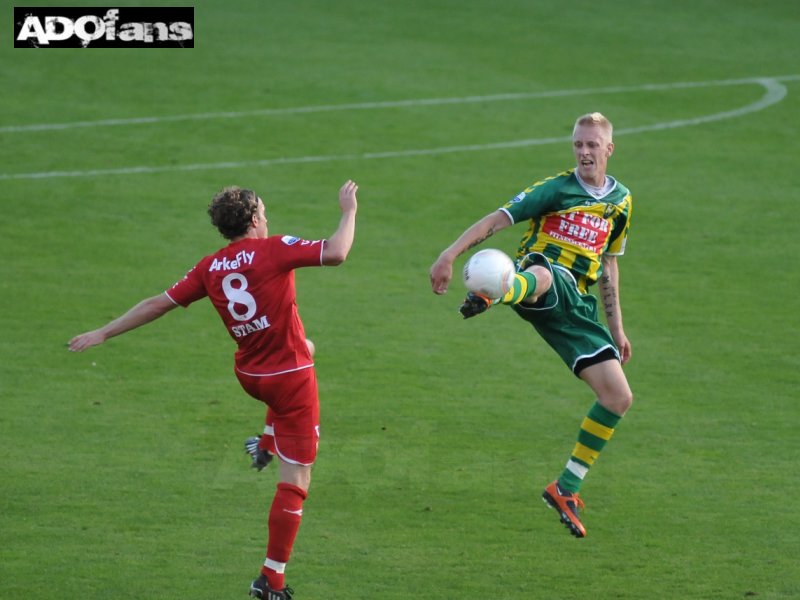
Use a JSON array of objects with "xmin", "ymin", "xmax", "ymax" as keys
[{"xmin": 165, "ymin": 235, "xmax": 324, "ymax": 376}]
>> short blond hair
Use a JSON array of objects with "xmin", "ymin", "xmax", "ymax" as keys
[{"xmin": 573, "ymin": 112, "xmax": 613, "ymax": 141}]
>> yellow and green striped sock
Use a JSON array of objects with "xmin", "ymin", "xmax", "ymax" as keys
[
  {"xmin": 558, "ymin": 401, "xmax": 622, "ymax": 493},
  {"xmin": 501, "ymin": 272, "xmax": 538, "ymax": 304}
]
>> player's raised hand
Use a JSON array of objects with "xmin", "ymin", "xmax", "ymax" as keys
[
  {"xmin": 339, "ymin": 180, "xmax": 358, "ymax": 213},
  {"xmin": 322, "ymin": 181, "xmax": 358, "ymax": 266}
]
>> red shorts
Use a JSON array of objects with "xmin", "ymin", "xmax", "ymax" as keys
[{"xmin": 235, "ymin": 366, "xmax": 320, "ymax": 466}]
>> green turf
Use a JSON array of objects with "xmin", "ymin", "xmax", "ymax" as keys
[{"xmin": 2, "ymin": 1, "xmax": 799, "ymax": 598}]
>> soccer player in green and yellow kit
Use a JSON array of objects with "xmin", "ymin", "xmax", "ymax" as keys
[{"xmin": 430, "ymin": 113, "xmax": 633, "ymax": 538}]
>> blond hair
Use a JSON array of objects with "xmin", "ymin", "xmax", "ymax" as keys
[{"xmin": 573, "ymin": 112, "xmax": 613, "ymax": 141}]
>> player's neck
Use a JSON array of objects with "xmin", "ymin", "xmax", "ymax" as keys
[
  {"xmin": 578, "ymin": 171, "xmax": 606, "ymax": 188},
  {"xmin": 575, "ymin": 171, "xmax": 615, "ymax": 199},
  {"xmin": 232, "ymin": 228, "xmax": 264, "ymax": 243}
]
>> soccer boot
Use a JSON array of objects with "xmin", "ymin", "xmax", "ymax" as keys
[
  {"xmin": 244, "ymin": 436, "xmax": 274, "ymax": 471},
  {"xmin": 459, "ymin": 292, "xmax": 495, "ymax": 319},
  {"xmin": 249, "ymin": 576, "xmax": 294, "ymax": 599},
  {"xmin": 542, "ymin": 480, "xmax": 587, "ymax": 538}
]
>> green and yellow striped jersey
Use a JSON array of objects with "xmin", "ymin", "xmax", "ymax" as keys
[{"xmin": 500, "ymin": 169, "xmax": 632, "ymax": 293}]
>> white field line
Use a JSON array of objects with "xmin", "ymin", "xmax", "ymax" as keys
[
  {"xmin": 0, "ymin": 75, "xmax": 796, "ymax": 181},
  {"xmin": 3, "ymin": 74, "xmax": 798, "ymax": 134}
]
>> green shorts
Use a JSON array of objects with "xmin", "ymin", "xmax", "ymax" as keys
[{"xmin": 510, "ymin": 253, "xmax": 619, "ymax": 376}]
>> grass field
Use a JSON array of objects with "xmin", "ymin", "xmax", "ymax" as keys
[{"xmin": 2, "ymin": 1, "xmax": 799, "ymax": 598}]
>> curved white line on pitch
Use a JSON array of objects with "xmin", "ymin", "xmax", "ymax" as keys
[
  {"xmin": 2, "ymin": 74, "xmax": 797, "ymax": 134},
  {"xmin": 0, "ymin": 78, "xmax": 789, "ymax": 181}
]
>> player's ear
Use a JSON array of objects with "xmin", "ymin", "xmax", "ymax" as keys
[{"xmin": 607, "ymin": 141, "xmax": 615, "ymax": 157}]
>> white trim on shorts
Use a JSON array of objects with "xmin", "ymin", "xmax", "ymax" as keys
[
  {"xmin": 262, "ymin": 424, "xmax": 319, "ymax": 467},
  {"xmin": 235, "ymin": 363, "xmax": 314, "ymax": 377},
  {"xmin": 570, "ymin": 344, "xmax": 620, "ymax": 374}
]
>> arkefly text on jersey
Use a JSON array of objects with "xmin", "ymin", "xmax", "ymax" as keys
[{"xmin": 208, "ymin": 250, "xmax": 256, "ymax": 272}]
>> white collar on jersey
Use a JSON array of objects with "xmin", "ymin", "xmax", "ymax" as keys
[{"xmin": 575, "ymin": 171, "xmax": 617, "ymax": 199}]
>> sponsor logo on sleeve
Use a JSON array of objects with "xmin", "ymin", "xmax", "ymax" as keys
[{"xmin": 281, "ymin": 235, "xmax": 301, "ymax": 245}]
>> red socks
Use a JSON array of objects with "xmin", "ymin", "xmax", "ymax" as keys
[{"xmin": 261, "ymin": 482, "xmax": 307, "ymax": 590}]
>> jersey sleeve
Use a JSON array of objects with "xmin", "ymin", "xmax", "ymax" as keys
[
  {"xmin": 499, "ymin": 177, "xmax": 559, "ymax": 224},
  {"xmin": 271, "ymin": 235, "xmax": 325, "ymax": 270},
  {"xmin": 165, "ymin": 261, "xmax": 208, "ymax": 307},
  {"xmin": 605, "ymin": 193, "xmax": 632, "ymax": 256}
]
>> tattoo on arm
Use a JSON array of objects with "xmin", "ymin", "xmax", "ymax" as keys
[
  {"xmin": 601, "ymin": 273, "xmax": 617, "ymax": 319},
  {"xmin": 466, "ymin": 225, "xmax": 496, "ymax": 251}
]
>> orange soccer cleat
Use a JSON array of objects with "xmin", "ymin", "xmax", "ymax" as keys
[{"xmin": 542, "ymin": 480, "xmax": 587, "ymax": 538}]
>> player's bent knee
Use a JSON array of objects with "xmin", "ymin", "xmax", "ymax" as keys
[
  {"xmin": 619, "ymin": 389, "xmax": 633, "ymax": 414},
  {"xmin": 600, "ymin": 389, "xmax": 633, "ymax": 416},
  {"xmin": 527, "ymin": 265, "xmax": 553, "ymax": 296}
]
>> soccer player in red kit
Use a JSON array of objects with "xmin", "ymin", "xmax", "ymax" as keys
[{"xmin": 69, "ymin": 180, "xmax": 358, "ymax": 600}]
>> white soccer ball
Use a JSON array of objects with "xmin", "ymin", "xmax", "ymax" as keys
[{"xmin": 462, "ymin": 249, "xmax": 515, "ymax": 299}]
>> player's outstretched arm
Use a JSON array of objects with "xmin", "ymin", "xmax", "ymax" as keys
[
  {"xmin": 321, "ymin": 180, "xmax": 358, "ymax": 266},
  {"xmin": 429, "ymin": 210, "xmax": 512, "ymax": 295},
  {"xmin": 68, "ymin": 293, "xmax": 177, "ymax": 352}
]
